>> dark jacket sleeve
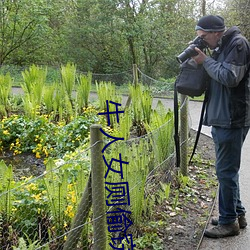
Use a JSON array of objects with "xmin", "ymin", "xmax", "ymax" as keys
[{"xmin": 203, "ymin": 37, "xmax": 250, "ymax": 87}]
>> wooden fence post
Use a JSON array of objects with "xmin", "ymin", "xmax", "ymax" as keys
[
  {"xmin": 125, "ymin": 64, "xmax": 138, "ymax": 109},
  {"xmin": 133, "ymin": 63, "xmax": 138, "ymax": 85},
  {"xmin": 90, "ymin": 124, "xmax": 106, "ymax": 250}
]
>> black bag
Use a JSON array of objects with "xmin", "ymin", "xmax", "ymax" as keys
[
  {"xmin": 175, "ymin": 58, "xmax": 208, "ymax": 97},
  {"xmin": 174, "ymin": 58, "xmax": 209, "ymax": 168}
]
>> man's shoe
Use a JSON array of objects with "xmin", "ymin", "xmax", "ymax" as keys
[
  {"xmin": 211, "ymin": 214, "xmax": 247, "ymax": 229},
  {"xmin": 204, "ymin": 222, "xmax": 240, "ymax": 238},
  {"xmin": 238, "ymin": 215, "xmax": 248, "ymax": 228}
]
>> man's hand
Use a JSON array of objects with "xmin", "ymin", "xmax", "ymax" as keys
[{"xmin": 192, "ymin": 47, "xmax": 207, "ymax": 64}]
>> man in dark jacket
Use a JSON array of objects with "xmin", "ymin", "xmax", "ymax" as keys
[{"xmin": 193, "ymin": 15, "xmax": 250, "ymax": 238}]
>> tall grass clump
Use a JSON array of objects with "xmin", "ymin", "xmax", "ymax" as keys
[
  {"xmin": 61, "ymin": 63, "xmax": 76, "ymax": 103},
  {"xmin": 96, "ymin": 81, "xmax": 122, "ymax": 127},
  {"xmin": 0, "ymin": 73, "xmax": 12, "ymax": 117},
  {"xmin": 129, "ymin": 83, "xmax": 153, "ymax": 135},
  {"xmin": 43, "ymin": 84, "xmax": 56, "ymax": 114},
  {"xmin": 76, "ymin": 72, "xmax": 92, "ymax": 112},
  {"xmin": 145, "ymin": 100, "xmax": 174, "ymax": 164},
  {"xmin": 21, "ymin": 65, "xmax": 47, "ymax": 118}
]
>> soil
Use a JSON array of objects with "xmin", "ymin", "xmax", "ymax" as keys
[
  {"xmin": 0, "ymin": 152, "xmax": 45, "ymax": 180},
  {"xmin": 136, "ymin": 130, "xmax": 217, "ymax": 250},
  {"xmin": 159, "ymin": 130, "xmax": 217, "ymax": 250}
]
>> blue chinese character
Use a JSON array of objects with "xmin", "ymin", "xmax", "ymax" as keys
[
  {"xmin": 98, "ymin": 100, "xmax": 124, "ymax": 126},
  {"xmin": 105, "ymin": 182, "xmax": 130, "ymax": 206},
  {"xmin": 99, "ymin": 128, "xmax": 124, "ymax": 153},
  {"xmin": 103, "ymin": 153, "xmax": 129, "ymax": 179},
  {"xmin": 107, "ymin": 207, "xmax": 133, "ymax": 233}
]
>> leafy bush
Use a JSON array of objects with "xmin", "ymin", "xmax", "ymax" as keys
[{"xmin": 0, "ymin": 106, "xmax": 101, "ymax": 158}]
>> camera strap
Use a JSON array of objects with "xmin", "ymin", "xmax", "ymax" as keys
[{"xmin": 189, "ymin": 91, "xmax": 208, "ymax": 164}]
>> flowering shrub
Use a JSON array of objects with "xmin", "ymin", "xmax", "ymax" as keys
[
  {"xmin": 0, "ymin": 105, "xmax": 102, "ymax": 158},
  {"xmin": 8, "ymin": 154, "xmax": 90, "ymax": 245}
]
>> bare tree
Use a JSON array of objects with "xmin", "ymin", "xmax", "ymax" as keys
[{"xmin": 0, "ymin": 0, "xmax": 48, "ymax": 65}]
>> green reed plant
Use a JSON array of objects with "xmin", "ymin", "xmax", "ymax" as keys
[
  {"xmin": 104, "ymin": 137, "xmax": 152, "ymax": 226},
  {"xmin": 0, "ymin": 73, "xmax": 12, "ymax": 117},
  {"xmin": 52, "ymin": 82, "xmax": 74, "ymax": 122},
  {"xmin": 129, "ymin": 84, "xmax": 143, "ymax": 124},
  {"xmin": 96, "ymin": 81, "xmax": 121, "ymax": 109},
  {"xmin": 141, "ymin": 89, "xmax": 153, "ymax": 124},
  {"xmin": 129, "ymin": 83, "xmax": 153, "ymax": 133},
  {"xmin": 96, "ymin": 81, "xmax": 122, "ymax": 127},
  {"xmin": 61, "ymin": 63, "xmax": 76, "ymax": 102},
  {"xmin": 43, "ymin": 84, "xmax": 55, "ymax": 114},
  {"xmin": 21, "ymin": 65, "xmax": 47, "ymax": 118},
  {"xmin": 43, "ymin": 159, "xmax": 69, "ymax": 233},
  {"xmin": 0, "ymin": 161, "xmax": 14, "ymax": 222},
  {"xmin": 76, "ymin": 72, "xmax": 92, "ymax": 111},
  {"xmin": 127, "ymin": 139, "xmax": 153, "ymax": 225},
  {"xmin": 42, "ymin": 157, "xmax": 91, "ymax": 248},
  {"xmin": 112, "ymin": 109, "xmax": 132, "ymax": 140},
  {"xmin": 145, "ymin": 100, "xmax": 174, "ymax": 164}
]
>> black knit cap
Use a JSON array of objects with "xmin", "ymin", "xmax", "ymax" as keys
[{"xmin": 195, "ymin": 15, "xmax": 225, "ymax": 32}]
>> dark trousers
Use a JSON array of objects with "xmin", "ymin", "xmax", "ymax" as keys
[{"xmin": 211, "ymin": 126, "xmax": 249, "ymax": 225}]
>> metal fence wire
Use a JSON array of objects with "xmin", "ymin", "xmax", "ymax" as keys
[{"xmin": 0, "ymin": 67, "xmax": 190, "ymax": 249}]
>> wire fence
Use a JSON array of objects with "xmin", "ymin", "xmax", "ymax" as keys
[
  {"xmin": 0, "ymin": 66, "xmax": 190, "ymax": 249},
  {"xmin": 0, "ymin": 64, "xmax": 175, "ymax": 96}
]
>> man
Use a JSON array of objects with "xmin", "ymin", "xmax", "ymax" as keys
[{"xmin": 192, "ymin": 15, "xmax": 250, "ymax": 238}]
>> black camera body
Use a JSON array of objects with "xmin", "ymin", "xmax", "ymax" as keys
[{"xmin": 176, "ymin": 36, "xmax": 208, "ymax": 63}]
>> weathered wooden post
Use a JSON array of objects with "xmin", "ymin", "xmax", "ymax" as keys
[
  {"xmin": 133, "ymin": 63, "xmax": 138, "ymax": 86},
  {"xmin": 125, "ymin": 64, "xmax": 138, "ymax": 109},
  {"xmin": 90, "ymin": 124, "xmax": 106, "ymax": 250}
]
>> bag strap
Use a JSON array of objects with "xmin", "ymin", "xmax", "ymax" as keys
[
  {"xmin": 174, "ymin": 80, "xmax": 208, "ymax": 168},
  {"xmin": 189, "ymin": 91, "xmax": 208, "ymax": 164},
  {"xmin": 174, "ymin": 80, "xmax": 180, "ymax": 168}
]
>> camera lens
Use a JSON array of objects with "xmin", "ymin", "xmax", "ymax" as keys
[{"xmin": 176, "ymin": 44, "xmax": 198, "ymax": 63}]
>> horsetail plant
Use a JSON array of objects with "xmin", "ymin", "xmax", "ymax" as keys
[
  {"xmin": 61, "ymin": 63, "xmax": 76, "ymax": 103},
  {"xmin": 129, "ymin": 83, "xmax": 153, "ymax": 133},
  {"xmin": 43, "ymin": 84, "xmax": 56, "ymax": 114},
  {"xmin": 145, "ymin": 100, "xmax": 174, "ymax": 164},
  {"xmin": 76, "ymin": 72, "xmax": 92, "ymax": 112},
  {"xmin": 96, "ymin": 81, "xmax": 122, "ymax": 127},
  {"xmin": 0, "ymin": 161, "xmax": 14, "ymax": 223},
  {"xmin": 43, "ymin": 159, "xmax": 69, "ymax": 239},
  {"xmin": 21, "ymin": 65, "xmax": 47, "ymax": 118},
  {"xmin": 0, "ymin": 73, "xmax": 12, "ymax": 117}
]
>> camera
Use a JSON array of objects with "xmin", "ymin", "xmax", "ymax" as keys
[{"xmin": 176, "ymin": 36, "xmax": 208, "ymax": 64}]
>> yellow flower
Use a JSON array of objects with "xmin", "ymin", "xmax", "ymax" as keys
[
  {"xmin": 42, "ymin": 147, "xmax": 49, "ymax": 157},
  {"xmin": 3, "ymin": 130, "xmax": 9, "ymax": 135},
  {"xmin": 71, "ymin": 195, "xmax": 76, "ymax": 204},
  {"xmin": 36, "ymin": 152, "xmax": 41, "ymax": 159},
  {"xmin": 12, "ymin": 207, "xmax": 17, "ymax": 212},
  {"xmin": 26, "ymin": 183, "xmax": 37, "ymax": 191},
  {"xmin": 32, "ymin": 193, "xmax": 42, "ymax": 201},
  {"xmin": 65, "ymin": 205, "xmax": 74, "ymax": 218}
]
